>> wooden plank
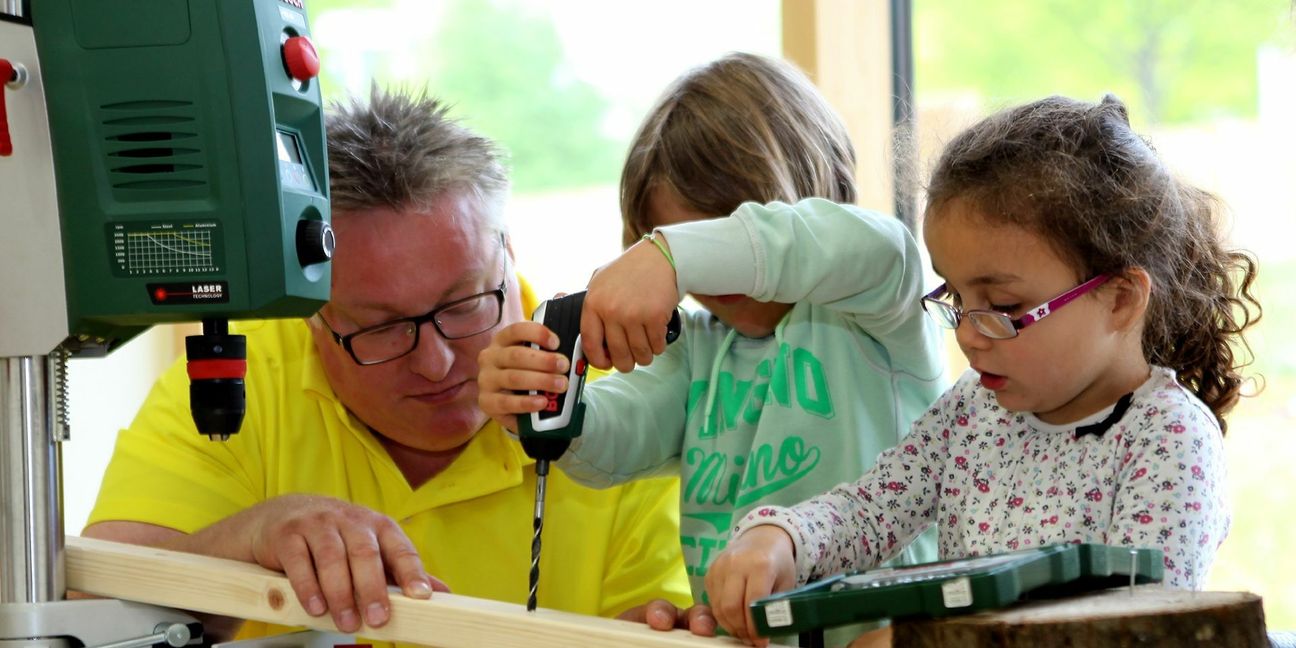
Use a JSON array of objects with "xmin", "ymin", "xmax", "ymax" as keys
[
  {"xmin": 781, "ymin": 0, "xmax": 895, "ymax": 214},
  {"xmin": 65, "ymin": 536, "xmax": 734, "ymax": 648}
]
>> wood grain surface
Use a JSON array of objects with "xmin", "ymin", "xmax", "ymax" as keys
[{"xmin": 65, "ymin": 535, "xmax": 736, "ymax": 648}]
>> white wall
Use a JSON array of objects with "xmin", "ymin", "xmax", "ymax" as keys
[{"xmin": 62, "ymin": 326, "xmax": 175, "ymax": 533}]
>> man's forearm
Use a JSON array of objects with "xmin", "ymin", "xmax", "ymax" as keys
[
  {"xmin": 83, "ymin": 507, "xmax": 261, "ymax": 563},
  {"xmin": 80, "ymin": 519, "xmax": 253, "ymax": 641}
]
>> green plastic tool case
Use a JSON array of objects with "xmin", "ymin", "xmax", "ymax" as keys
[{"xmin": 751, "ymin": 543, "xmax": 1163, "ymax": 636}]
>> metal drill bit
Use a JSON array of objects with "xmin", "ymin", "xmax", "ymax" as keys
[{"xmin": 528, "ymin": 459, "xmax": 550, "ymax": 612}]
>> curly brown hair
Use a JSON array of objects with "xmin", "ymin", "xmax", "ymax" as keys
[
  {"xmin": 925, "ymin": 95, "xmax": 1261, "ymax": 432},
  {"xmin": 619, "ymin": 52, "xmax": 856, "ymax": 248}
]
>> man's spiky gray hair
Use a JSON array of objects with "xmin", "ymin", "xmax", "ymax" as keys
[{"xmin": 326, "ymin": 86, "xmax": 510, "ymax": 218}]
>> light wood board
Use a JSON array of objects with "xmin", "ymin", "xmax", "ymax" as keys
[{"xmin": 65, "ymin": 535, "xmax": 735, "ymax": 648}]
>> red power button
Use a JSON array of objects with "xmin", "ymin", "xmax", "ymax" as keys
[
  {"xmin": 0, "ymin": 59, "xmax": 14, "ymax": 156},
  {"xmin": 282, "ymin": 36, "xmax": 320, "ymax": 82}
]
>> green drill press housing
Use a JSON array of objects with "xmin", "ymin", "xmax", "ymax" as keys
[{"xmin": 30, "ymin": 0, "xmax": 330, "ymax": 352}]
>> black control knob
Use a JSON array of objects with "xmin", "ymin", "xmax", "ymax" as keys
[{"xmin": 296, "ymin": 219, "xmax": 335, "ymax": 267}]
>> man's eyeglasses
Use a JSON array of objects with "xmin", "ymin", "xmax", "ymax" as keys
[
  {"xmin": 921, "ymin": 274, "xmax": 1110, "ymax": 340},
  {"xmin": 317, "ymin": 279, "xmax": 507, "ymax": 366}
]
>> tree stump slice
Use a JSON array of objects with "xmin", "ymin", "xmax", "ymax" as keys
[{"xmin": 891, "ymin": 585, "xmax": 1266, "ymax": 648}]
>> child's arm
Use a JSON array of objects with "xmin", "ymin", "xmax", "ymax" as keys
[
  {"xmin": 581, "ymin": 198, "xmax": 941, "ymax": 379},
  {"xmin": 705, "ymin": 384, "xmax": 960, "ymax": 638},
  {"xmin": 738, "ymin": 424, "xmax": 946, "ymax": 582},
  {"xmin": 580, "ymin": 236, "xmax": 680, "ymax": 373},
  {"xmin": 658, "ymin": 198, "xmax": 942, "ymax": 378},
  {"xmin": 1105, "ymin": 397, "xmax": 1229, "ymax": 589}
]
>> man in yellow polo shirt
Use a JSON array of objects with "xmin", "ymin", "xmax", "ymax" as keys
[{"xmin": 82, "ymin": 87, "xmax": 691, "ymax": 642}]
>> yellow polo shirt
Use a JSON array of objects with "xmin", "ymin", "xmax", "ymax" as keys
[{"xmin": 87, "ymin": 279, "xmax": 690, "ymax": 643}]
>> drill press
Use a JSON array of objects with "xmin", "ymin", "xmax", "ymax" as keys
[{"xmin": 0, "ymin": 1, "xmax": 330, "ymax": 645}]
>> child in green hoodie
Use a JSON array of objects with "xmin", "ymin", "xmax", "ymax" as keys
[{"xmin": 478, "ymin": 52, "xmax": 944, "ymax": 641}]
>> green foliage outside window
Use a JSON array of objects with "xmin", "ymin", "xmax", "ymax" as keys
[
  {"xmin": 915, "ymin": 0, "xmax": 1290, "ymax": 124},
  {"xmin": 310, "ymin": 0, "xmax": 623, "ymax": 194}
]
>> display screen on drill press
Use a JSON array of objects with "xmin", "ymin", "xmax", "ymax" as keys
[{"xmin": 517, "ymin": 292, "xmax": 682, "ymax": 611}]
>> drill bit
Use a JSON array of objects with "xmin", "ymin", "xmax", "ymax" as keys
[{"xmin": 528, "ymin": 458, "xmax": 550, "ymax": 612}]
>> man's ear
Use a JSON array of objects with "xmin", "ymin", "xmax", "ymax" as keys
[{"xmin": 1108, "ymin": 267, "xmax": 1152, "ymax": 332}]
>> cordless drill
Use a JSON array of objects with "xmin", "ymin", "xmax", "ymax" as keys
[{"xmin": 519, "ymin": 291, "xmax": 681, "ymax": 611}]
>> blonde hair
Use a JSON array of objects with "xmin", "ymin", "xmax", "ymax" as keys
[{"xmin": 620, "ymin": 52, "xmax": 856, "ymax": 247}]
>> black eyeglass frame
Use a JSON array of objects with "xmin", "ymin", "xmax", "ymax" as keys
[{"xmin": 318, "ymin": 278, "xmax": 508, "ymax": 366}]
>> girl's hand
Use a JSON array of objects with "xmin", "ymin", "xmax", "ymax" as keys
[
  {"xmin": 476, "ymin": 321, "xmax": 570, "ymax": 432},
  {"xmin": 582, "ymin": 236, "xmax": 679, "ymax": 372},
  {"xmin": 704, "ymin": 525, "xmax": 797, "ymax": 646}
]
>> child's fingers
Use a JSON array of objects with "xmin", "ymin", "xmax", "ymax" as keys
[
  {"xmin": 478, "ymin": 389, "xmax": 548, "ymax": 419},
  {"xmin": 478, "ymin": 345, "xmax": 567, "ymax": 395},
  {"xmin": 648, "ymin": 319, "xmax": 668, "ymax": 356},
  {"xmin": 725, "ymin": 578, "xmax": 756, "ymax": 642},
  {"xmin": 710, "ymin": 570, "xmax": 751, "ymax": 640},
  {"xmin": 499, "ymin": 367, "xmax": 569, "ymax": 395},
  {"xmin": 580, "ymin": 308, "xmax": 611, "ymax": 370},
  {"xmin": 495, "ymin": 320, "xmax": 560, "ymax": 350},
  {"xmin": 490, "ymin": 343, "xmax": 569, "ymax": 377},
  {"xmin": 477, "ymin": 327, "xmax": 570, "ymax": 424},
  {"xmin": 624, "ymin": 325, "xmax": 656, "ymax": 368},
  {"xmin": 703, "ymin": 561, "xmax": 729, "ymax": 636},
  {"xmin": 602, "ymin": 323, "xmax": 634, "ymax": 373},
  {"xmin": 742, "ymin": 570, "xmax": 778, "ymax": 645},
  {"xmin": 476, "ymin": 362, "xmax": 546, "ymax": 418}
]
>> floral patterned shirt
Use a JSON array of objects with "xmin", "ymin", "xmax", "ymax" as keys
[{"xmin": 735, "ymin": 366, "xmax": 1229, "ymax": 589}]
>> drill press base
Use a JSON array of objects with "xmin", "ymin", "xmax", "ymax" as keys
[{"xmin": 0, "ymin": 598, "xmax": 198, "ymax": 648}]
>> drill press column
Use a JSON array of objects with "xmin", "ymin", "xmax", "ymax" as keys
[
  {"xmin": 0, "ymin": 0, "xmax": 69, "ymax": 611},
  {"xmin": 0, "ymin": 356, "xmax": 65, "ymax": 606}
]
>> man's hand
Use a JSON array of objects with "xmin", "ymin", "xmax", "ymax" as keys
[
  {"xmin": 85, "ymin": 495, "xmax": 449, "ymax": 636},
  {"xmin": 581, "ymin": 237, "xmax": 679, "ymax": 373},
  {"xmin": 704, "ymin": 525, "xmax": 796, "ymax": 646},
  {"xmin": 242, "ymin": 495, "xmax": 447, "ymax": 632},
  {"xmin": 477, "ymin": 321, "xmax": 570, "ymax": 432},
  {"xmin": 618, "ymin": 599, "xmax": 717, "ymax": 636}
]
